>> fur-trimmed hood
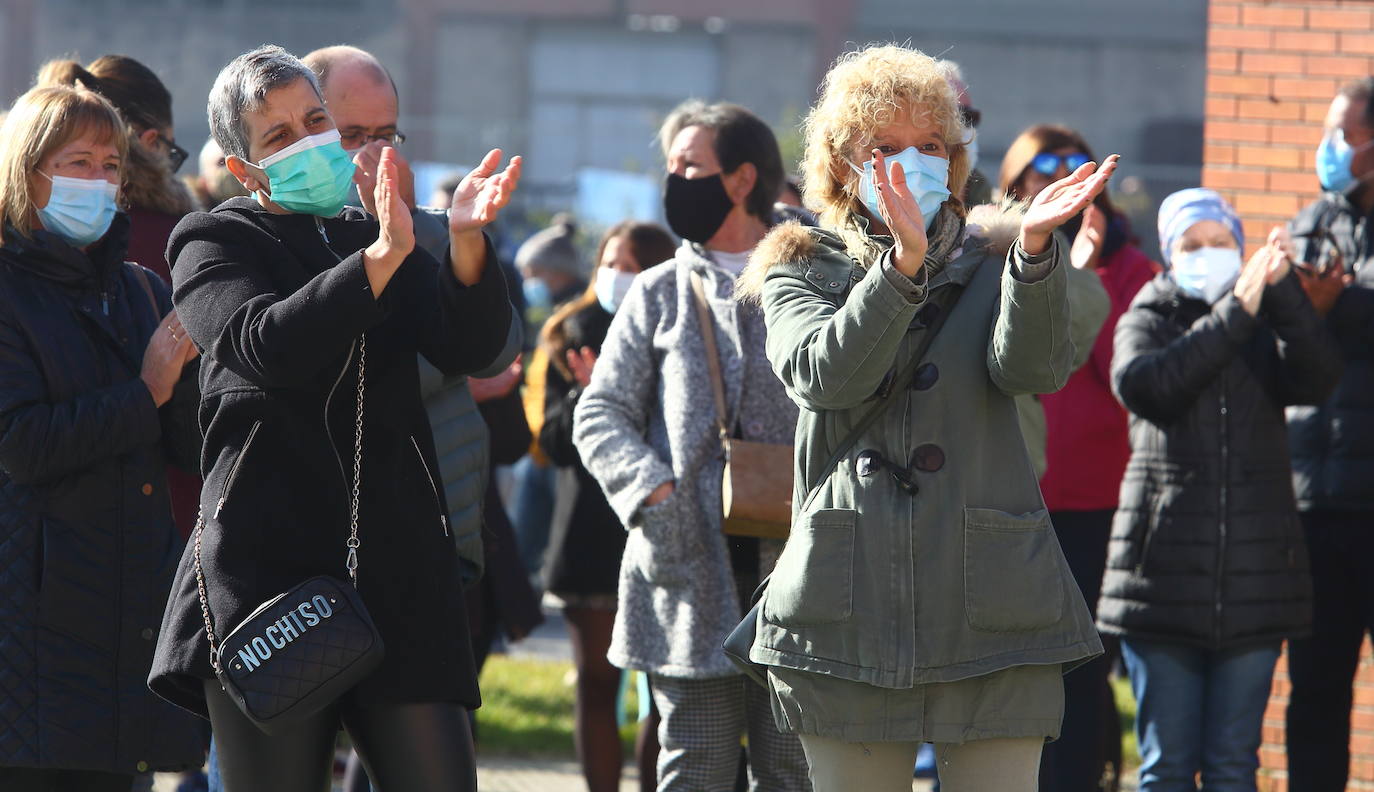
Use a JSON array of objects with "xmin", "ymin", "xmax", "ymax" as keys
[
  {"xmin": 121, "ymin": 140, "xmax": 195, "ymax": 217},
  {"xmin": 736, "ymin": 201, "xmax": 1026, "ymax": 302}
]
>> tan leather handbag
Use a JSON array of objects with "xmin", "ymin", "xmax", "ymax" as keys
[{"xmin": 688, "ymin": 271, "xmax": 793, "ymax": 540}]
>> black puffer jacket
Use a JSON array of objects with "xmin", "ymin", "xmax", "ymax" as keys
[
  {"xmin": 1098, "ymin": 272, "xmax": 1342, "ymax": 650},
  {"xmin": 1287, "ymin": 190, "xmax": 1374, "ymax": 512},
  {"xmin": 149, "ymin": 198, "xmax": 512, "ymax": 717},
  {"xmin": 0, "ymin": 217, "xmax": 205, "ymax": 773}
]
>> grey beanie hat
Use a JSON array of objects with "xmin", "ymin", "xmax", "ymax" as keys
[{"xmin": 515, "ymin": 214, "xmax": 582, "ymax": 277}]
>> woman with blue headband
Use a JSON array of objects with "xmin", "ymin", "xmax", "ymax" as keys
[{"xmin": 1098, "ymin": 188, "xmax": 1342, "ymax": 792}]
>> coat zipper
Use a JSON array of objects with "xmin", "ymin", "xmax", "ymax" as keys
[
  {"xmin": 411, "ymin": 436, "xmax": 450, "ymax": 536},
  {"xmin": 1214, "ymin": 372, "xmax": 1229, "ymax": 646},
  {"xmin": 215, "ymin": 420, "xmax": 263, "ymax": 518},
  {"xmin": 316, "ymin": 218, "xmax": 358, "ymax": 511}
]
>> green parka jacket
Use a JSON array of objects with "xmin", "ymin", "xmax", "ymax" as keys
[{"xmin": 740, "ymin": 206, "xmax": 1103, "ymax": 690}]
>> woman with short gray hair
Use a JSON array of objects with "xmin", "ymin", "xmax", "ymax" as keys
[{"xmin": 148, "ymin": 45, "xmax": 521, "ymax": 791}]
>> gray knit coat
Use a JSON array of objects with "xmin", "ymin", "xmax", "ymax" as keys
[{"xmin": 574, "ymin": 242, "xmax": 798, "ymax": 678}]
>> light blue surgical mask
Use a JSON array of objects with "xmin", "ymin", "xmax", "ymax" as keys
[
  {"xmin": 1170, "ymin": 246, "xmax": 1243, "ymax": 304},
  {"xmin": 248, "ymin": 128, "xmax": 355, "ymax": 217},
  {"xmin": 523, "ymin": 278, "xmax": 552, "ymax": 312},
  {"xmin": 594, "ymin": 267, "xmax": 637, "ymax": 314},
  {"xmin": 37, "ymin": 173, "xmax": 119, "ymax": 247},
  {"xmin": 849, "ymin": 147, "xmax": 951, "ymax": 230},
  {"xmin": 1317, "ymin": 129, "xmax": 1357, "ymax": 192}
]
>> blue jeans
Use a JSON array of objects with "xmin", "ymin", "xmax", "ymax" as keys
[{"xmin": 1121, "ymin": 638, "xmax": 1280, "ymax": 792}]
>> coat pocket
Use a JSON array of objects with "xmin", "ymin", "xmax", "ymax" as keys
[
  {"xmin": 964, "ymin": 507, "xmax": 1064, "ymax": 632},
  {"xmin": 763, "ymin": 508, "xmax": 855, "ymax": 627},
  {"xmin": 634, "ymin": 488, "xmax": 693, "ymax": 586}
]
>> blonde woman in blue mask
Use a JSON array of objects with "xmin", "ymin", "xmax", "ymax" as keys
[{"xmin": 147, "ymin": 45, "xmax": 520, "ymax": 792}]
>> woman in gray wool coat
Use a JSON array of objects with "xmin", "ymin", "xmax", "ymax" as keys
[{"xmin": 573, "ymin": 99, "xmax": 810, "ymax": 792}]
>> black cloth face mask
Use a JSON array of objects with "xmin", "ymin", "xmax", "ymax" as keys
[{"xmin": 664, "ymin": 172, "xmax": 735, "ymax": 244}]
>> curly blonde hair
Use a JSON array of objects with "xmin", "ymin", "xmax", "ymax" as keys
[{"xmin": 800, "ymin": 45, "xmax": 969, "ymax": 264}]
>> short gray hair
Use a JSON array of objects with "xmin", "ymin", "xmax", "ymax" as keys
[{"xmin": 208, "ymin": 45, "xmax": 322, "ymax": 162}]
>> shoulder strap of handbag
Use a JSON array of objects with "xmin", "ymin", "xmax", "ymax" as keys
[
  {"xmin": 687, "ymin": 270, "xmax": 730, "ymax": 446},
  {"xmin": 797, "ymin": 281, "xmax": 965, "ymax": 512},
  {"xmin": 130, "ymin": 265, "xmax": 160, "ymax": 317},
  {"xmin": 192, "ymin": 335, "xmax": 368, "ymax": 673}
]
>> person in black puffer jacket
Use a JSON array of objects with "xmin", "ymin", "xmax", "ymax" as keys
[
  {"xmin": 0, "ymin": 85, "xmax": 205, "ymax": 790},
  {"xmin": 1099, "ymin": 189, "xmax": 1342, "ymax": 792},
  {"xmin": 1282, "ymin": 78, "xmax": 1374, "ymax": 792},
  {"xmin": 539, "ymin": 221, "xmax": 676, "ymax": 792}
]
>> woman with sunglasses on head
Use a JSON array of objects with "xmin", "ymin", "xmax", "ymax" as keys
[
  {"xmin": 739, "ymin": 44, "xmax": 1107, "ymax": 791},
  {"xmin": 147, "ymin": 45, "xmax": 519, "ymax": 792},
  {"xmin": 1000, "ymin": 123, "xmax": 1158, "ymax": 792}
]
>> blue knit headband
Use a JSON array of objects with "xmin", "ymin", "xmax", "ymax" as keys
[{"xmin": 1157, "ymin": 188, "xmax": 1244, "ymax": 268}]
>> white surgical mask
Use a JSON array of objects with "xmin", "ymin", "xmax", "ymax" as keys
[
  {"xmin": 1170, "ymin": 246, "xmax": 1243, "ymax": 304},
  {"xmin": 594, "ymin": 267, "xmax": 638, "ymax": 314}
]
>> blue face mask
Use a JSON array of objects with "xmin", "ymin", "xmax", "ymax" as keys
[
  {"xmin": 523, "ymin": 278, "xmax": 552, "ymax": 312},
  {"xmin": 38, "ymin": 173, "xmax": 119, "ymax": 247},
  {"xmin": 594, "ymin": 267, "xmax": 637, "ymax": 314},
  {"xmin": 249, "ymin": 128, "xmax": 356, "ymax": 217},
  {"xmin": 1170, "ymin": 246, "xmax": 1243, "ymax": 304},
  {"xmin": 849, "ymin": 147, "xmax": 951, "ymax": 230},
  {"xmin": 1317, "ymin": 129, "xmax": 1357, "ymax": 192}
]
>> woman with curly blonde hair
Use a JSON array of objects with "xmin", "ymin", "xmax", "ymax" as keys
[{"xmin": 738, "ymin": 44, "xmax": 1111, "ymax": 791}]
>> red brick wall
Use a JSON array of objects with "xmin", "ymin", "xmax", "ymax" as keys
[{"xmin": 1204, "ymin": 2, "xmax": 1373, "ymax": 790}]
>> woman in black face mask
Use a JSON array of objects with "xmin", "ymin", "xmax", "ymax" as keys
[{"xmin": 571, "ymin": 101, "xmax": 811, "ymax": 791}]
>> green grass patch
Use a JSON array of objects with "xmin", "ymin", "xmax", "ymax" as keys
[
  {"xmin": 475, "ymin": 655, "xmax": 642, "ymax": 759},
  {"xmin": 1112, "ymin": 673, "xmax": 1140, "ymax": 770}
]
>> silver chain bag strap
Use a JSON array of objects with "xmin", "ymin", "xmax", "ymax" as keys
[{"xmin": 193, "ymin": 336, "xmax": 384, "ymax": 734}]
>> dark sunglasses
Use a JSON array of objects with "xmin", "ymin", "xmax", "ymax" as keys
[
  {"xmin": 160, "ymin": 134, "xmax": 189, "ymax": 173},
  {"xmin": 1030, "ymin": 152, "xmax": 1090, "ymax": 176},
  {"xmin": 960, "ymin": 106, "xmax": 981, "ymax": 129}
]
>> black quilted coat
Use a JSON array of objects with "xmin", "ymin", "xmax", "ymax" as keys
[
  {"xmin": 0, "ymin": 216, "xmax": 205, "ymax": 774},
  {"xmin": 1098, "ymin": 272, "xmax": 1342, "ymax": 650},
  {"xmin": 149, "ymin": 198, "xmax": 512, "ymax": 717}
]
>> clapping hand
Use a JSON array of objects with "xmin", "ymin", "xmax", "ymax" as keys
[
  {"xmin": 372, "ymin": 146, "xmax": 415, "ymax": 261},
  {"xmin": 1234, "ymin": 227, "xmax": 1293, "ymax": 316},
  {"xmin": 448, "ymin": 149, "xmax": 523, "ymax": 236},
  {"xmin": 870, "ymin": 149, "xmax": 929, "ymax": 279},
  {"xmin": 353, "ymin": 140, "xmax": 416, "ymax": 216},
  {"xmin": 1020, "ymin": 154, "xmax": 1120, "ymax": 255},
  {"xmin": 566, "ymin": 346, "xmax": 598, "ymax": 388}
]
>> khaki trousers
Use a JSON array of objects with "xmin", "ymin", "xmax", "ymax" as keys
[{"xmin": 798, "ymin": 735, "xmax": 1043, "ymax": 792}]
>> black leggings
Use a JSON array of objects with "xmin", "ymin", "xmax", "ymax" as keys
[{"xmin": 204, "ymin": 680, "xmax": 476, "ymax": 792}]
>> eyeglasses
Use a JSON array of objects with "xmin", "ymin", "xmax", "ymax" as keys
[
  {"xmin": 160, "ymin": 135, "xmax": 189, "ymax": 173},
  {"xmin": 960, "ymin": 106, "xmax": 981, "ymax": 129},
  {"xmin": 339, "ymin": 130, "xmax": 407, "ymax": 150},
  {"xmin": 1030, "ymin": 152, "xmax": 1091, "ymax": 176}
]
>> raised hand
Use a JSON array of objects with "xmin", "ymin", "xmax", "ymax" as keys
[
  {"xmin": 373, "ymin": 146, "xmax": 415, "ymax": 260},
  {"xmin": 1234, "ymin": 241, "xmax": 1273, "ymax": 316},
  {"xmin": 566, "ymin": 346, "xmax": 598, "ymax": 388},
  {"xmin": 1021, "ymin": 154, "xmax": 1120, "ymax": 255},
  {"xmin": 1263, "ymin": 226, "xmax": 1292, "ymax": 285},
  {"xmin": 871, "ymin": 148, "xmax": 929, "ymax": 279},
  {"xmin": 449, "ymin": 149, "xmax": 523, "ymax": 236},
  {"xmin": 353, "ymin": 140, "xmax": 416, "ymax": 216},
  {"xmin": 1070, "ymin": 203, "xmax": 1108, "ymax": 270}
]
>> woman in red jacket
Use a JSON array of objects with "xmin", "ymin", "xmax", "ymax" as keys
[{"xmin": 1001, "ymin": 124, "xmax": 1158, "ymax": 792}]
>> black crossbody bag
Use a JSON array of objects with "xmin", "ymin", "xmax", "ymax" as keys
[
  {"xmin": 194, "ymin": 336, "xmax": 384, "ymax": 734},
  {"xmin": 725, "ymin": 282, "xmax": 965, "ymax": 686}
]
